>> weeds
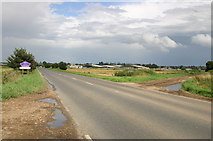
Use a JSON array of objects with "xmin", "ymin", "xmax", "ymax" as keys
[
  {"xmin": 1, "ymin": 71, "xmax": 21, "ymax": 84},
  {"xmin": 1, "ymin": 70, "xmax": 46, "ymax": 101},
  {"xmin": 182, "ymin": 73, "xmax": 212, "ymax": 97}
]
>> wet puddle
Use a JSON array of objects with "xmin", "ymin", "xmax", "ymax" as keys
[
  {"xmin": 38, "ymin": 98, "xmax": 58, "ymax": 105},
  {"xmin": 164, "ymin": 84, "xmax": 182, "ymax": 91},
  {"xmin": 47, "ymin": 109, "xmax": 67, "ymax": 128},
  {"xmin": 38, "ymin": 98, "xmax": 67, "ymax": 128}
]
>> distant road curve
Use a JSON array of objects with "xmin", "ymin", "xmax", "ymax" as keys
[{"xmin": 39, "ymin": 68, "xmax": 211, "ymax": 139}]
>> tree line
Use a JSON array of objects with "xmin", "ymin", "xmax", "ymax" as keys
[
  {"xmin": 39, "ymin": 61, "xmax": 69, "ymax": 70},
  {"xmin": 6, "ymin": 48, "xmax": 213, "ymax": 72}
]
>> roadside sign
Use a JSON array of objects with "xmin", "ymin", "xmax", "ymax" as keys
[
  {"xmin": 20, "ymin": 61, "xmax": 31, "ymax": 67},
  {"xmin": 19, "ymin": 61, "xmax": 31, "ymax": 74},
  {"xmin": 19, "ymin": 67, "xmax": 31, "ymax": 69}
]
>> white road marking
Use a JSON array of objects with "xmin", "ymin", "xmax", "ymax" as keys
[
  {"xmin": 86, "ymin": 82, "xmax": 94, "ymax": 85},
  {"xmin": 115, "ymin": 90, "xmax": 120, "ymax": 93},
  {"xmin": 84, "ymin": 135, "xmax": 92, "ymax": 140},
  {"xmin": 58, "ymin": 74, "xmax": 62, "ymax": 75},
  {"xmin": 72, "ymin": 78, "xmax": 77, "ymax": 80}
]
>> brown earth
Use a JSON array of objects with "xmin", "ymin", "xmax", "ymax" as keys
[
  {"xmin": 0, "ymin": 68, "xmax": 13, "ymax": 71},
  {"xmin": 122, "ymin": 75, "xmax": 212, "ymax": 102},
  {"xmin": 1, "ymin": 88, "xmax": 81, "ymax": 140}
]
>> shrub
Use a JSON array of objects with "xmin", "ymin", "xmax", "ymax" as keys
[
  {"xmin": 1, "ymin": 71, "xmax": 21, "ymax": 84},
  {"xmin": 58, "ymin": 61, "xmax": 67, "ymax": 70}
]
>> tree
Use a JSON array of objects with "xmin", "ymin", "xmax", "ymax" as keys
[
  {"xmin": 52, "ymin": 63, "xmax": 59, "ymax": 68},
  {"xmin": 7, "ymin": 48, "xmax": 37, "ymax": 70},
  {"xmin": 58, "ymin": 61, "xmax": 67, "ymax": 70},
  {"xmin": 206, "ymin": 61, "xmax": 213, "ymax": 72},
  {"xmin": 42, "ymin": 61, "xmax": 51, "ymax": 68}
]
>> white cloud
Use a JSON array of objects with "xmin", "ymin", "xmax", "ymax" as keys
[
  {"xmin": 2, "ymin": 1, "xmax": 211, "ymax": 64},
  {"xmin": 191, "ymin": 34, "xmax": 211, "ymax": 47}
]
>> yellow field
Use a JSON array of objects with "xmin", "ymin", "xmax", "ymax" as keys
[{"xmin": 68, "ymin": 68, "xmax": 122, "ymax": 76}]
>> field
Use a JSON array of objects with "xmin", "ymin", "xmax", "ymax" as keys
[
  {"xmin": 53, "ymin": 68, "xmax": 204, "ymax": 82},
  {"xmin": 0, "ymin": 66, "xmax": 13, "ymax": 71},
  {"xmin": 67, "ymin": 68, "xmax": 121, "ymax": 76},
  {"xmin": 0, "ymin": 69, "xmax": 46, "ymax": 101},
  {"xmin": 182, "ymin": 73, "xmax": 212, "ymax": 97}
]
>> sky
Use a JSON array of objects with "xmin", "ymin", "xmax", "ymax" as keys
[{"xmin": 2, "ymin": 0, "xmax": 211, "ymax": 66}]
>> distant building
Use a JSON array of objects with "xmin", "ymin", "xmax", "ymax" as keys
[
  {"xmin": 0, "ymin": 62, "xmax": 8, "ymax": 66},
  {"xmin": 132, "ymin": 65, "xmax": 150, "ymax": 69},
  {"xmin": 68, "ymin": 65, "xmax": 83, "ymax": 69},
  {"xmin": 92, "ymin": 64, "xmax": 104, "ymax": 68}
]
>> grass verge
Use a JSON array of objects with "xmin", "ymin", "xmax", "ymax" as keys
[
  {"xmin": 50, "ymin": 68, "xmax": 196, "ymax": 82},
  {"xmin": 0, "ymin": 69, "xmax": 46, "ymax": 101},
  {"xmin": 182, "ymin": 73, "xmax": 212, "ymax": 98}
]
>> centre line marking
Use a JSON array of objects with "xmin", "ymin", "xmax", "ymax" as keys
[{"xmin": 72, "ymin": 78, "xmax": 77, "ymax": 80}]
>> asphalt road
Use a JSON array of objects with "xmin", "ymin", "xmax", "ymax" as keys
[{"xmin": 39, "ymin": 68, "xmax": 211, "ymax": 139}]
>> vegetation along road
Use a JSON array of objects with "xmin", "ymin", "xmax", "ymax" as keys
[{"xmin": 39, "ymin": 68, "xmax": 211, "ymax": 139}]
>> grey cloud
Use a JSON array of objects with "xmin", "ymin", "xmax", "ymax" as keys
[{"xmin": 2, "ymin": 2, "xmax": 211, "ymax": 65}]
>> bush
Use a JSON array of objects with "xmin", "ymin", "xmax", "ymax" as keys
[
  {"xmin": 1, "ymin": 71, "xmax": 21, "ymax": 84},
  {"xmin": 58, "ymin": 62, "xmax": 67, "ymax": 70}
]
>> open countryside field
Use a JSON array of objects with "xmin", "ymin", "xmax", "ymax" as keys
[
  {"xmin": 0, "ymin": 66, "xmax": 13, "ymax": 71},
  {"xmin": 55, "ymin": 68, "xmax": 204, "ymax": 82},
  {"xmin": 67, "ymin": 68, "xmax": 122, "ymax": 76}
]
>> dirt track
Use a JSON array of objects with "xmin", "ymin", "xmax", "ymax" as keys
[
  {"xmin": 137, "ymin": 75, "xmax": 212, "ymax": 102},
  {"xmin": 2, "ymin": 89, "xmax": 80, "ymax": 139}
]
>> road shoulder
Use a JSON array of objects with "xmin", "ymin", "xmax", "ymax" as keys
[{"xmin": 2, "ymin": 88, "xmax": 80, "ymax": 139}]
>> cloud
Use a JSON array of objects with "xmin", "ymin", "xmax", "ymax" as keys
[
  {"xmin": 2, "ymin": 1, "xmax": 211, "ymax": 65},
  {"xmin": 191, "ymin": 34, "xmax": 211, "ymax": 47}
]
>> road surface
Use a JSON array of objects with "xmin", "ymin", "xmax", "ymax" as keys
[{"xmin": 39, "ymin": 68, "xmax": 211, "ymax": 139}]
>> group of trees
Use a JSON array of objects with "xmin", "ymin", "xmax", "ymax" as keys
[{"xmin": 40, "ymin": 61, "xmax": 69, "ymax": 70}]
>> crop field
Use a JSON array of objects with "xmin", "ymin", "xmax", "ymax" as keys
[{"xmin": 67, "ymin": 68, "xmax": 122, "ymax": 76}]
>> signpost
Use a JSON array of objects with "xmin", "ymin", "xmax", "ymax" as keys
[{"xmin": 19, "ymin": 61, "xmax": 31, "ymax": 74}]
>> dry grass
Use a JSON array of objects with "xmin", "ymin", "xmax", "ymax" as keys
[
  {"xmin": 0, "ymin": 68, "xmax": 13, "ymax": 71},
  {"xmin": 67, "ymin": 68, "xmax": 122, "ymax": 76}
]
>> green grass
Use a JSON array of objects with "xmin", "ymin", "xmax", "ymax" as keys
[
  {"xmin": 50, "ymin": 68, "xmax": 197, "ymax": 82},
  {"xmin": 0, "ymin": 66, "xmax": 11, "ymax": 69},
  {"xmin": 0, "ymin": 69, "xmax": 46, "ymax": 101},
  {"xmin": 182, "ymin": 73, "xmax": 212, "ymax": 98}
]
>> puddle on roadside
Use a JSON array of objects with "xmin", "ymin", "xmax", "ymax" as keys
[
  {"xmin": 38, "ymin": 98, "xmax": 58, "ymax": 105},
  {"xmin": 164, "ymin": 84, "xmax": 182, "ymax": 91},
  {"xmin": 47, "ymin": 109, "xmax": 67, "ymax": 128}
]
